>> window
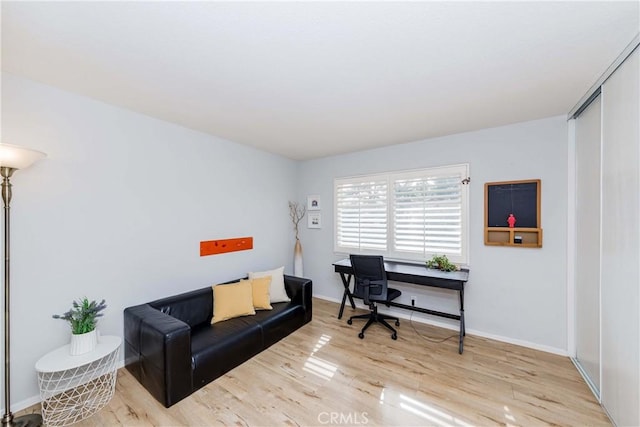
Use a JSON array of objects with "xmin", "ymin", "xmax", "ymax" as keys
[{"xmin": 335, "ymin": 164, "xmax": 469, "ymax": 264}]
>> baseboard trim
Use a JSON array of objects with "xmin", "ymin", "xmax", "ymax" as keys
[{"xmin": 314, "ymin": 294, "xmax": 569, "ymax": 357}]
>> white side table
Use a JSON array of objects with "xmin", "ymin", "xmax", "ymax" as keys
[{"xmin": 35, "ymin": 335, "xmax": 121, "ymax": 427}]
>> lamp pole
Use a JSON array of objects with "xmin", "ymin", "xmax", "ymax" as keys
[
  {"xmin": 1, "ymin": 166, "xmax": 15, "ymax": 425},
  {"xmin": 0, "ymin": 144, "xmax": 45, "ymax": 427}
]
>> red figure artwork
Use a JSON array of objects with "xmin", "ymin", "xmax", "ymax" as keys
[{"xmin": 507, "ymin": 214, "xmax": 516, "ymax": 228}]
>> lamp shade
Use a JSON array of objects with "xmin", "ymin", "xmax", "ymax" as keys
[{"xmin": 0, "ymin": 143, "xmax": 46, "ymax": 170}]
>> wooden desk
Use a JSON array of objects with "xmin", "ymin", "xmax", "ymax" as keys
[{"xmin": 333, "ymin": 258, "xmax": 470, "ymax": 353}]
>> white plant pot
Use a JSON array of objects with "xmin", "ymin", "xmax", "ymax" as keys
[{"xmin": 69, "ymin": 330, "xmax": 97, "ymax": 356}]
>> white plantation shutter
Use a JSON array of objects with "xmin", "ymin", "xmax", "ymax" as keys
[
  {"xmin": 335, "ymin": 164, "xmax": 468, "ymax": 264},
  {"xmin": 392, "ymin": 166, "xmax": 466, "ymax": 260},
  {"xmin": 335, "ymin": 178, "xmax": 388, "ymax": 252}
]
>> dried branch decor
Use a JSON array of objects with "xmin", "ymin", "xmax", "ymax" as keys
[{"xmin": 288, "ymin": 201, "xmax": 306, "ymax": 240}]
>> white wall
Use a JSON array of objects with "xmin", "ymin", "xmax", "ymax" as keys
[
  {"xmin": 1, "ymin": 72, "xmax": 298, "ymax": 408},
  {"xmin": 297, "ymin": 116, "xmax": 568, "ymax": 353}
]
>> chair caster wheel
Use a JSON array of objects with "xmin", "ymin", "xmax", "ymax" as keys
[
  {"xmin": 358, "ymin": 333, "xmax": 365, "ymax": 339},
  {"xmin": 395, "ymin": 320, "xmax": 400, "ymax": 326},
  {"xmin": 392, "ymin": 333, "xmax": 397, "ymax": 340},
  {"xmin": 347, "ymin": 319, "xmax": 352, "ymax": 325}
]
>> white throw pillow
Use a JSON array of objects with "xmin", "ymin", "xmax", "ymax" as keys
[{"xmin": 249, "ymin": 266, "xmax": 290, "ymax": 303}]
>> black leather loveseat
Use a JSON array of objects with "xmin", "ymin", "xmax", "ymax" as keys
[{"xmin": 124, "ymin": 275, "xmax": 312, "ymax": 407}]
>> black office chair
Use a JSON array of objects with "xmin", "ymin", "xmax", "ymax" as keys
[{"xmin": 347, "ymin": 255, "xmax": 401, "ymax": 340}]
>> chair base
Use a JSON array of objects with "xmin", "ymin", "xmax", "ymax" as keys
[{"xmin": 348, "ymin": 304, "xmax": 399, "ymax": 340}]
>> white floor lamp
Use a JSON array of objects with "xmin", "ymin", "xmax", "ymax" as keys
[{"xmin": 0, "ymin": 143, "xmax": 46, "ymax": 427}]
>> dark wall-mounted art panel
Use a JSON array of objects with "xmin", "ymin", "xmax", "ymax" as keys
[
  {"xmin": 487, "ymin": 181, "xmax": 538, "ymax": 228},
  {"xmin": 484, "ymin": 179, "xmax": 542, "ymax": 247}
]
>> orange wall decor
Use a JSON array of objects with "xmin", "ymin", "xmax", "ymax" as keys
[{"xmin": 200, "ymin": 237, "xmax": 253, "ymax": 256}]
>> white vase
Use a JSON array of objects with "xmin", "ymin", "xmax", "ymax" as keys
[
  {"xmin": 294, "ymin": 239, "xmax": 303, "ymax": 277},
  {"xmin": 69, "ymin": 330, "xmax": 97, "ymax": 356}
]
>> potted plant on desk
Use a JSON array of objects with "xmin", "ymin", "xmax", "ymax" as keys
[
  {"xmin": 426, "ymin": 254, "xmax": 459, "ymax": 272},
  {"xmin": 53, "ymin": 298, "xmax": 107, "ymax": 355}
]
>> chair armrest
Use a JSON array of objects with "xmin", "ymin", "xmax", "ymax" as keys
[
  {"xmin": 284, "ymin": 275, "xmax": 313, "ymax": 322},
  {"xmin": 124, "ymin": 303, "xmax": 192, "ymax": 407}
]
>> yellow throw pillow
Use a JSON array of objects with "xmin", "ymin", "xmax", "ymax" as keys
[
  {"xmin": 211, "ymin": 280, "xmax": 256, "ymax": 324},
  {"xmin": 250, "ymin": 277, "xmax": 273, "ymax": 310}
]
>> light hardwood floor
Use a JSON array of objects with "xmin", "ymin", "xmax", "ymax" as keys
[{"xmin": 20, "ymin": 298, "xmax": 610, "ymax": 426}]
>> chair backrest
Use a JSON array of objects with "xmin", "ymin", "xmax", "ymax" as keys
[{"xmin": 349, "ymin": 255, "xmax": 388, "ymax": 305}]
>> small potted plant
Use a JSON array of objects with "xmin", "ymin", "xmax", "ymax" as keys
[
  {"xmin": 426, "ymin": 254, "xmax": 459, "ymax": 272},
  {"xmin": 53, "ymin": 298, "xmax": 107, "ymax": 355}
]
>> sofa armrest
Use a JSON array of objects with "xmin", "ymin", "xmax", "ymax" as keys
[
  {"xmin": 284, "ymin": 275, "xmax": 313, "ymax": 323},
  {"xmin": 124, "ymin": 303, "xmax": 193, "ymax": 407}
]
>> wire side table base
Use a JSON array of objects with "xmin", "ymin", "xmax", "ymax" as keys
[{"xmin": 36, "ymin": 345, "xmax": 119, "ymax": 426}]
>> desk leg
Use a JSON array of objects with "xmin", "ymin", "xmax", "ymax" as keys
[
  {"xmin": 338, "ymin": 273, "xmax": 356, "ymax": 319},
  {"xmin": 458, "ymin": 288, "xmax": 465, "ymax": 354}
]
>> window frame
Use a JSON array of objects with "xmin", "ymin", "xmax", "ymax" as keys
[{"xmin": 334, "ymin": 164, "xmax": 469, "ymax": 265}]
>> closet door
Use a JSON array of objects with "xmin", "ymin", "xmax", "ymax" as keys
[
  {"xmin": 601, "ymin": 47, "xmax": 639, "ymax": 427},
  {"xmin": 574, "ymin": 94, "xmax": 601, "ymax": 395}
]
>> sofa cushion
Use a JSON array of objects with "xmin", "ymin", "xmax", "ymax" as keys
[
  {"xmin": 253, "ymin": 302, "xmax": 306, "ymax": 348},
  {"xmin": 249, "ymin": 266, "xmax": 290, "ymax": 303},
  {"xmin": 191, "ymin": 317, "xmax": 263, "ymax": 388},
  {"xmin": 212, "ymin": 281, "xmax": 256, "ymax": 324}
]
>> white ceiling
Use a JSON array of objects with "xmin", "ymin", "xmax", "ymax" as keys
[{"xmin": 2, "ymin": 1, "xmax": 639, "ymax": 160}]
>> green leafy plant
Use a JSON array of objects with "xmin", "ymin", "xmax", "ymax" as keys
[
  {"xmin": 53, "ymin": 298, "xmax": 107, "ymax": 335},
  {"xmin": 426, "ymin": 254, "xmax": 459, "ymax": 272}
]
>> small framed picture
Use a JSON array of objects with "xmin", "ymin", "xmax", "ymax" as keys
[
  {"xmin": 307, "ymin": 195, "xmax": 321, "ymax": 211},
  {"xmin": 308, "ymin": 212, "xmax": 322, "ymax": 229}
]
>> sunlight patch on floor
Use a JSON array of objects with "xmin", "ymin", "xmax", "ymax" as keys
[
  {"xmin": 303, "ymin": 334, "xmax": 337, "ymax": 380},
  {"xmin": 312, "ymin": 334, "xmax": 331, "ymax": 353},
  {"xmin": 503, "ymin": 405, "xmax": 517, "ymax": 425},
  {"xmin": 378, "ymin": 385, "xmax": 473, "ymax": 427},
  {"xmin": 397, "ymin": 393, "xmax": 473, "ymax": 427},
  {"xmin": 303, "ymin": 355, "xmax": 337, "ymax": 380}
]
